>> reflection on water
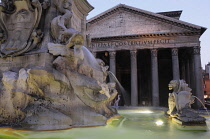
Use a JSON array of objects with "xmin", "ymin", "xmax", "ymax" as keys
[
  {"xmin": 206, "ymin": 118, "xmax": 210, "ymax": 130},
  {"xmin": 0, "ymin": 108, "xmax": 210, "ymax": 139}
]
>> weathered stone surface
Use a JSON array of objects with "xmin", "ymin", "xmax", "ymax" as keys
[
  {"xmin": 0, "ymin": 0, "xmax": 43, "ymax": 57},
  {"xmin": 48, "ymin": 39, "xmax": 118, "ymax": 117},
  {"xmin": 23, "ymin": 107, "xmax": 73, "ymax": 130},
  {"xmin": 0, "ymin": 53, "xmax": 53, "ymax": 72},
  {"xmin": 0, "ymin": 70, "xmax": 34, "ymax": 125},
  {"xmin": 48, "ymin": 43, "xmax": 71, "ymax": 56},
  {"xmin": 0, "ymin": 62, "xmax": 117, "ymax": 129},
  {"xmin": 88, "ymin": 10, "xmax": 189, "ymax": 39},
  {"xmin": 17, "ymin": 68, "xmax": 28, "ymax": 91},
  {"xmin": 2, "ymin": 71, "xmax": 18, "ymax": 91}
]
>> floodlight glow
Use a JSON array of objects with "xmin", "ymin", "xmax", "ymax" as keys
[
  {"xmin": 204, "ymin": 95, "xmax": 208, "ymax": 99},
  {"xmin": 137, "ymin": 110, "xmax": 153, "ymax": 114},
  {"xmin": 155, "ymin": 120, "xmax": 164, "ymax": 126}
]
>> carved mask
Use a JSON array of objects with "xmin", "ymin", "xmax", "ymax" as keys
[{"xmin": 0, "ymin": 0, "xmax": 42, "ymax": 57}]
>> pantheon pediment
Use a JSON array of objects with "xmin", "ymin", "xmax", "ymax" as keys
[{"xmin": 87, "ymin": 4, "xmax": 206, "ymax": 38}]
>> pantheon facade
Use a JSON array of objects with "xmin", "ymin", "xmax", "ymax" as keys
[{"xmin": 87, "ymin": 4, "xmax": 206, "ymax": 107}]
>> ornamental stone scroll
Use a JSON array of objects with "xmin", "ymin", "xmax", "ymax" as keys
[{"xmin": 0, "ymin": 0, "xmax": 43, "ymax": 57}]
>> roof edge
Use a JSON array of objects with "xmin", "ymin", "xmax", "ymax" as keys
[
  {"xmin": 88, "ymin": 4, "xmax": 124, "ymax": 22},
  {"xmin": 157, "ymin": 10, "xmax": 182, "ymax": 19}
]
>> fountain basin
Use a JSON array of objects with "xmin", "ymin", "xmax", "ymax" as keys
[{"xmin": 0, "ymin": 107, "xmax": 210, "ymax": 139}]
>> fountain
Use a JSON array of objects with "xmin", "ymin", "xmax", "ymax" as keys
[
  {"xmin": 0, "ymin": 0, "xmax": 210, "ymax": 138},
  {"xmin": 0, "ymin": 0, "xmax": 118, "ymax": 130},
  {"xmin": 167, "ymin": 79, "xmax": 207, "ymax": 130}
]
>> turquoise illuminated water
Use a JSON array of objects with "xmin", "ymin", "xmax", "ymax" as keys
[{"xmin": 0, "ymin": 107, "xmax": 210, "ymax": 139}]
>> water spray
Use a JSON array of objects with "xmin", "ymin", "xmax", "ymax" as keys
[
  {"xmin": 108, "ymin": 71, "xmax": 131, "ymax": 106},
  {"xmin": 193, "ymin": 96, "xmax": 209, "ymax": 115}
]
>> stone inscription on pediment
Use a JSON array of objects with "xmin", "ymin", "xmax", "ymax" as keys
[{"xmin": 90, "ymin": 39, "xmax": 171, "ymax": 49}]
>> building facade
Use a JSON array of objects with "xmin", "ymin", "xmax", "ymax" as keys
[
  {"xmin": 204, "ymin": 63, "xmax": 210, "ymax": 98},
  {"xmin": 87, "ymin": 4, "xmax": 206, "ymax": 107}
]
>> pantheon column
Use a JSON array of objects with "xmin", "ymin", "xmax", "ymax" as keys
[
  {"xmin": 130, "ymin": 50, "xmax": 138, "ymax": 106},
  {"xmin": 109, "ymin": 51, "xmax": 116, "ymax": 82},
  {"xmin": 171, "ymin": 48, "xmax": 180, "ymax": 80},
  {"xmin": 193, "ymin": 46, "xmax": 204, "ymax": 107},
  {"xmin": 185, "ymin": 59, "xmax": 191, "ymax": 85},
  {"xmin": 189, "ymin": 55, "xmax": 195, "ymax": 95},
  {"xmin": 151, "ymin": 49, "xmax": 159, "ymax": 106}
]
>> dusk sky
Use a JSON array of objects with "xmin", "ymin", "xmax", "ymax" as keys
[{"xmin": 87, "ymin": 0, "xmax": 210, "ymax": 68}]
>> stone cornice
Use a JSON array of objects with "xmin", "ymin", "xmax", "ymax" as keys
[
  {"xmin": 74, "ymin": 0, "xmax": 94, "ymax": 16},
  {"xmin": 87, "ymin": 4, "xmax": 206, "ymax": 35},
  {"xmin": 91, "ymin": 32, "xmax": 201, "ymax": 42}
]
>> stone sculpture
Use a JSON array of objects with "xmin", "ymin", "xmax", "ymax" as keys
[
  {"xmin": 167, "ymin": 80, "xmax": 206, "ymax": 126},
  {"xmin": 0, "ymin": 0, "xmax": 118, "ymax": 130},
  {"xmin": 51, "ymin": 0, "xmax": 79, "ymax": 44},
  {"xmin": 0, "ymin": 0, "xmax": 43, "ymax": 57}
]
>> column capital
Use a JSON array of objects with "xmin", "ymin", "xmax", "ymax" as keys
[
  {"xmin": 130, "ymin": 50, "xmax": 137, "ymax": 58},
  {"xmin": 151, "ymin": 49, "xmax": 158, "ymax": 57},
  {"xmin": 109, "ymin": 51, "xmax": 116, "ymax": 59},
  {"xmin": 193, "ymin": 46, "xmax": 201, "ymax": 55},
  {"xmin": 92, "ymin": 51, "xmax": 97, "ymax": 57},
  {"xmin": 171, "ymin": 48, "xmax": 179, "ymax": 56}
]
